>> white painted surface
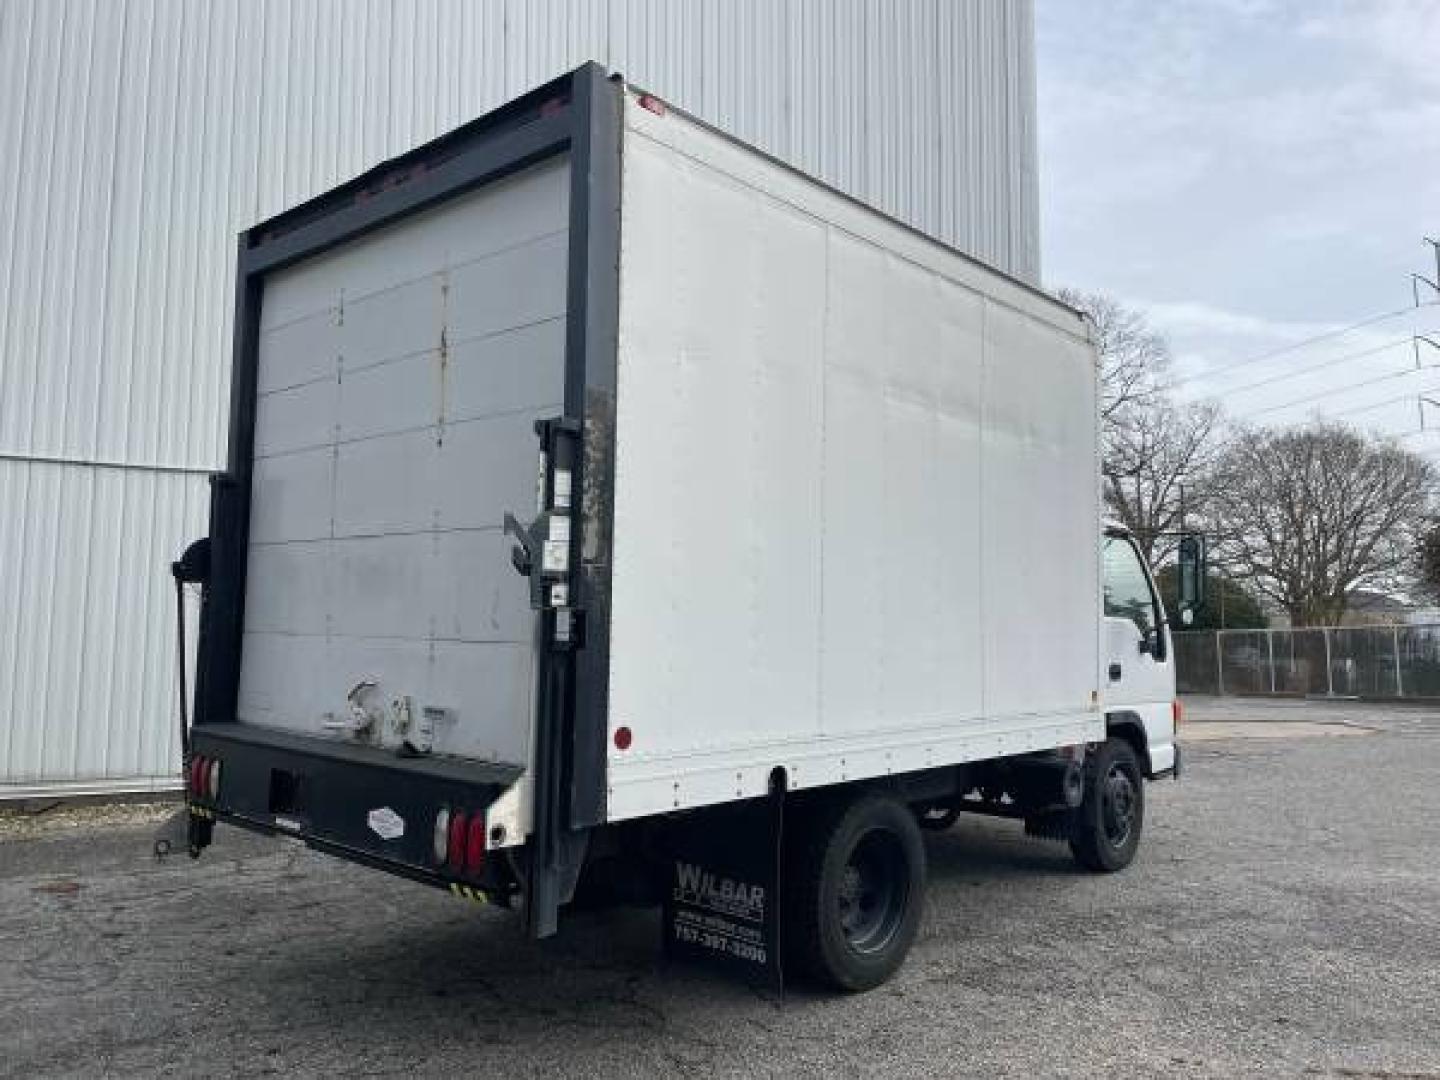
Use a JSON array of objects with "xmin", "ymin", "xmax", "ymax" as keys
[
  {"xmin": 606, "ymin": 94, "xmax": 1099, "ymax": 821},
  {"xmin": 1, "ymin": 0, "xmax": 1036, "ymax": 792},
  {"xmin": 1100, "ymin": 532, "xmax": 1178, "ymax": 773},
  {"xmin": 238, "ymin": 158, "xmax": 570, "ymax": 767}
]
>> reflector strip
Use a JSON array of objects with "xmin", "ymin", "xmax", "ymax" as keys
[
  {"xmin": 449, "ymin": 883, "xmax": 489, "ymax": 904},
  {"xmin": 433, "ymin": 809, "xmax": 451, "ymax": 864}
]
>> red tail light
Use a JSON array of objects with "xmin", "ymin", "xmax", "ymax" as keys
[
  {"xmin": 447, "ymin": 813, "xmax": 468, "ymax": 870},
  {"xmin": 188, "ymin": 756, "xmax": 206, "ymax": 797},
  {"xmin": 188, "ymin": 755, "xmax": 221, "ymax": 800},
  {"xmin": 466, "ymin": 814, "xmax": 486, "ymax": 876}
]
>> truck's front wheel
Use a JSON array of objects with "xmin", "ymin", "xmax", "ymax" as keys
[
  {"xmin": 786, "ymin": 795, "xmax": 925, "ymax": 991},
  {"xmin": 1069, "ymin": 737, "xmax": 1145, "ymax": 872}
]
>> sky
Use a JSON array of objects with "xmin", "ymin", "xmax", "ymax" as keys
[{"xmin": 1036, "ymin": 0, "xmax": 1440, "ymax": 456}]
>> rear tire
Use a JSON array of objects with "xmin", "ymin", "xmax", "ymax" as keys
[
  {"xmin": 1069, "ymin": 738, "xmax": 1145, "ymax": 872},
  {"xmin": 786, "ymin": 795, "xmax": 925, "ymax": 991}
]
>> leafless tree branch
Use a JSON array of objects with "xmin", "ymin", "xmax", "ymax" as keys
[
  {"xmin": 1058, "ymin": 288, "xmax": 1171, "ymax": 422},
  {"xmin": 1103, "ymin": 398, "xmax": 1222, "ymax": 565}
]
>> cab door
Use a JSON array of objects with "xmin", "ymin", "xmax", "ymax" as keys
[{"xmin": 1101, "ymin": 533, "xmax": 1176, "ymax": 773}]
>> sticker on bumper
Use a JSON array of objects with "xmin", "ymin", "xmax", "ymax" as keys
[{"xmin": 367, "ymin": 807, "xmax": 406, "ymax": 840}]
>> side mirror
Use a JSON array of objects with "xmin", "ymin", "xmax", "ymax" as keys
[
  {"xmin": 1177, "ymin": 534, "xmax": 1206, "ymax": 614},
  {"xmin": 1138, "ymin": 624, "xmax": 1166, "ymax": 660}
]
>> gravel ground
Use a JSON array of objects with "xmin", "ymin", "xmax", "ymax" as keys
[
  {"xmin": 2, "ymin": 696, "xmax": 1438, "ymax": 1078},
  {"xmin": 0, "ymin": 801, "xmax": 175, "ymax": 842}
]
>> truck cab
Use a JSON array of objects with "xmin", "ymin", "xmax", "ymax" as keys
[{"xmin": 1101, "ymin": 523, "xmax": 1204, "ymax": 780}]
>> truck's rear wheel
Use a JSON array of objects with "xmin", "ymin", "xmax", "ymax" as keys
[
  {"xmin": 786, "ymin": 795, "xmax": 925, "ymax": 991},
  {"xmin": 1069, "ymin": 737, "xmax": 1144, "ymax": 872}
]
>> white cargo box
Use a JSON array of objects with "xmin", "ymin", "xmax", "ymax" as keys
[{"xmin": 606, "ymin": 95, "xmax": 1100, "ymax": 820}]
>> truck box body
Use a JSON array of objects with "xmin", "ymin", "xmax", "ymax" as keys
[
  {"xmin": 188, "ymin": 65, "xmax": 1101, "ymax": 923},
  {"xmin": 606, "ymin": 98, "xmax": 1100, "ymax": 819}
]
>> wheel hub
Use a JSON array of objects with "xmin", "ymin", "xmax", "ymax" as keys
[
  {"xmin": 1101, "ymin": 764, "xmax": 1137, "ymax": 848},
  {"xmin": 836, "ymin": 830, "xmax": 908, "ymax": 954}
]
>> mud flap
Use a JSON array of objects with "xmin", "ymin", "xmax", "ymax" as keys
[
  {"xmin": 662, "ymin": 782, "xmax": 784, "ymax": 991},
  {"xmin": 186, "ymin": 806, "xmax": 214, "ymax": 857}
]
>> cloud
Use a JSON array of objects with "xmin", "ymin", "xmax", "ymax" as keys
[
  {"xmin": 1126, "ymin": 296, "xmax": 1440, "ymax": 433},
  {"xmin": 1300, "ymin": 1, "xmax": 1440, "ymax": 88},
  {"xmin": 1140, "ymin": 299, "xmax": 1344, "ymax": 345},
  {"xmin": 1038, "ymin": 1, "xmax": 1440, "ymax": 439}
]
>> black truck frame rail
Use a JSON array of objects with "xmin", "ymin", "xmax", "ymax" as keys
[{"xmin": 186, "ymin": 63, "xmax": 623, "ymax": 938}]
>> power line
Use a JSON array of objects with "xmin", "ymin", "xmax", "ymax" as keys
[
  {"xmin": 1397, "ymin": 395, "xmax": 1440, "ymax": 443},
  {"xmin": 1231, "ymin": 368, "xmax": 1439, "ymax": 421},
  {"xmin": 1329, "ymin": 389, "xmax": 1440, "ymax": 422},
  {"xmin": 1163, "ymin": 302, "xmax": 1436, "ymax": 392},
  {"xmin": 1397, "ymin": 428, "xmax": 1440, "ymax": 459},
  {"xmin": 1198, "ymin": 335, "xmax": 1416, "ymax": 399},
  {"xmin": 1230, "ymin": 387, "xmax": 1438, "ymax": 431},
  {"xmin": 1246, "ymin": 389, "xmax": 1440, "ymax": 446}
]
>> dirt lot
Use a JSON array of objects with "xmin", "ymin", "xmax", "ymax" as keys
[{"xmin": 2, "ymin": 696, "xmax": 1438, "ymax": 1078}]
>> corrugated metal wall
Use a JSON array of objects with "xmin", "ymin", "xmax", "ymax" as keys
[{"xmin": 0, "ymin": 0, "xmax": 1039, "ymax": 795}]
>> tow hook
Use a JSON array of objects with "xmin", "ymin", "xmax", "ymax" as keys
[
  {"xmin": 152, "ymin": 807, "xmax": 192, "ymax": 861},
  {"xmin": 153, "ymin": 802, "xmax": 214, "ymax": 861}
]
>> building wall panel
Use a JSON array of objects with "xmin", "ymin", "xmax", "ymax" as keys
[
  {"xmin": 0, "ymin": 0, "xmax": 1038, "ymax": 792},
  {"xmin": 0, "ymin": 459, "xmax": 205, "ymax": 793}
]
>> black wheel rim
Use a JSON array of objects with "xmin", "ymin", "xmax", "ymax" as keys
[
  {"xmin": 918, "ymin": 806, "xmax": 958, "ymax": 830},
  {"xmin": 836, "ymin": 829, "xmax": 908, "ymax": 955},
  {"xmin": 1101, "ymin": 762, "xmax": 1138, "ymax": 849}
]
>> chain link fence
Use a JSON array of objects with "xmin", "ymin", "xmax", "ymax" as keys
[{"xmin": 1174, "ymin": 625, "xmax": 1440, "ymax": 699}]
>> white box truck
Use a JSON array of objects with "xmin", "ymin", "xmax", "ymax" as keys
[{"xmin": 175, "ymin": 64, "xmax": 1203, "ymax": 990}]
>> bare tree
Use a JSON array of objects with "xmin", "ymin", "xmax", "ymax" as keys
[
  {"xmin": 1059, "ymin": 288, "xmax": 1217, "ymax": 561},
  {"xmin": 1421, "ymin": 523, "xmax": 1440, "ymax": 602},
  {"xmin": 1057, "ymin": 288, "xmax": 1171, "ymax": 424},
  {"xmin": 1209, "ymin": 423, "xmax": 1437, "ymax": 625},
  {"xmin": 1104, "ymin": 398, "xmax": 1222, "ymax": 564}
]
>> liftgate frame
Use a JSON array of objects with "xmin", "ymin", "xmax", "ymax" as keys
[{"xmin": 191, "ymin": 63, "xmax": 621, "ymax": 936}]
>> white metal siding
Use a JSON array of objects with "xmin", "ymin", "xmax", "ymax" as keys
[
  {"xmin": 0, "ymin": 0, "xmax": 1038, "ymax": 792},
  {"xmin": 0, "ymin": 459, "xmax": 206, "ymax": 795}
]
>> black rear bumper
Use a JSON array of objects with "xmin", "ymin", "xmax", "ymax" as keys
[{"xmin": 190, "ymin": 723, "xmax": 524, "ymax": 895}]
